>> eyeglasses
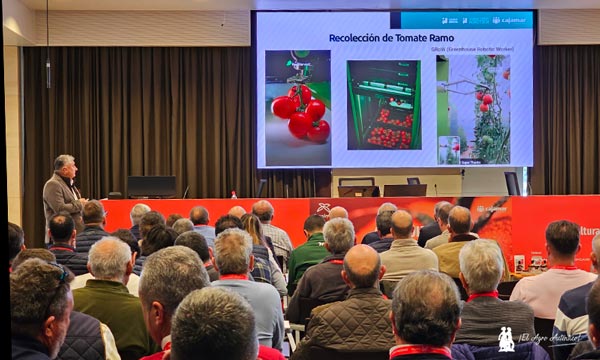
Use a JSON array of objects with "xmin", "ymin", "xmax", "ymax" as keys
[
  {"xmin": 44, "ymin": 262, "xmax": 69, "ymax": 319},
  {"xmin": 47, "ymin": 262, "xmax": 68, "ymax": 284}
]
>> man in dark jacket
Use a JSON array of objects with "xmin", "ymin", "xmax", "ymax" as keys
[
  {"xmin": 75, "ymin": 199, "xmax": 110, "ymax": 254},
  {"xmin": 285, "ymin": 217, "xmax": 354, "ymax": 324},
  {"xmin": 291, "ymin": 244, "xmax": 394, "ymax": 360},
  {"xmin": 47, "ymin": 212, "xmax": 90, "ymax": 275},
  {"xmin": 389, "ymin": 270, "xmax": 461, "ymax": 359}
]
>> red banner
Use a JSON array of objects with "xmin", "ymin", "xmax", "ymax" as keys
[{"xmin": 101, "ymin": 195, "xmax": 600, "ymax": 273}]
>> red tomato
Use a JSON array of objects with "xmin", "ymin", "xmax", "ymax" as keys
[
  {"xmin": 307, "ymin": 119, "xmax": 331, "ymax": 143},
  {"xmin": 287, "ymin": 85, "xmax": 312, "ymax": 106},
  {"xmin": 452, "ymin": 144, "xmax": 460, "ymax": 151},
  {"xmin": 480, "ymin": 103, "xmax": 489, "ymax": 112},
  {"xmin": 288, "ymin": 112, "xmax": 312, "ymax": 139},
  {"xmin": 476, "ymin": 91, "xmax": 484, "ymax": 101},
  {"xmin": 271, "ymin": 96, "xmax": 296, "ymax": 119},
  {"xmin": 503, "ymin": 69, "xmax": 510, "ymax": 80},
  {"xmin": 482, "ymin": 94, "xmax": 493, "ymax": 105},
  {"xmin": 488, "ymin": 55, "xmax": 496, "ymax": 58},
  {"xmin": 305, "ymin": 99, "xmax": 326, "ymax": 122}
]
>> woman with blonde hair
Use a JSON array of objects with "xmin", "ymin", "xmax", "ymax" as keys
[{"xmin": 241, "ymin": 213, "xmax": 287, "ymax": 297}]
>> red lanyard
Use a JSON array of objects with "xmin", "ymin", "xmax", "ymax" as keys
[
  {"xmin": 389, "ymin": 345, "xmax": 452, "ymax": 359},
  {"xmin": 329, "ymin": 259, "xmax": 343, "ymax": 265},
  {"xmin": 50, "ymin": 246, "xmax": 74, "ymax": 252},
  {"xmin": 467, "ymin": 290, "xmax": 499, "ymax": 302},
  {"xmin": 552, "ymin": 265, "xmax": 578, "ymax": 270},
  {"xmin": 219, "ymin": 274, "xmax": 249, "ymax": 280}
]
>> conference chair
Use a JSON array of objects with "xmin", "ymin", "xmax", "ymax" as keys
[
  {"xmin": 288, "ymin": 297, "xmax": 332, "ymax": 348},
  {"xmin": 497, "ymin": 280, "xmax": 519, "ymax": 300},
  {"xmin": 307, "ymin": 345, "xmax": 389, "ymax": 360},
  {"xmin": 534, "ymin": 317, "xmax": 555, "ymax": 359}
]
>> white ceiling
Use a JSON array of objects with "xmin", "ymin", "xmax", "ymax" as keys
[{"xmin": 18, "ymin": 0, "xmax": 600, "ymax": 11}]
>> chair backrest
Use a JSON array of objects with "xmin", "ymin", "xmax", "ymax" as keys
[
  {"xmin": 497, "ymin": 280, "xmax": 519, "ymax": 300},
  {"xmin": 308, "ymin": 345, "xmax": 389, "ymax": 360},
  {"xmin": 534, "ymin": 317, "xmax": 555, "ymax": 358}
]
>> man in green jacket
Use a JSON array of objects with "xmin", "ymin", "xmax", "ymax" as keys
[{"xmin": 287, "ymin": 214, "xmax": 328, "ymax": 296}]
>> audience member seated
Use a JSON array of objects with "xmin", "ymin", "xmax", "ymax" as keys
[
  {"xmin": 328, "ymin": 206, "xmax": 348, "ymax": 220},
  {"xmin": 135, "ymin": 221, "xmax": 175, "ymax": 276},
  {"xmin": 138, "ymin": 246, "xmax": 211, "ymax": 360},
  {"xmin": 454, "ymin": 239, "xmax": 535, "ymax": 346},
  {"xmin": 11, "ymin": 258, "xmax": 75, "ymax": 360},
  {"xmin": 166, "ymin": 213, "xmax": 184, "ymax": 228},
  {"xmin": 171, "ymin": 217, "xmax": 194, "ymax": 235},
  {"xmin": 241, "ymin": 213, "xmax": 287, "ymax": 297},
  {"xmin": 424, "ymin": 201, "xmax": 454, "ymax": 249},
  {"xmin": 287, "ymin": 214, "xmax": 328, "ymax": 296},
  {"xmin": 361, "ymin": 202, "xmax": 397, "ymax": 245},
  {"xmin": 286, "ymin": 217, "xmax": 354, "ymax": 324},
  {"xmin": 211, "ymin": 228, "xmax": 285, "ymax": 351},
  {"xmin": 553, "ymin": 231, "xmax": 600, "ymax": 360},
  {"xmin": 433, "ymin": 205, "xmax": 511, "ymax": 283},
  {"xmin": 8, "ymin": 221, "xmax": 26, "ymax": 272},
  {"xmin": 138, "ymin": 210, "xmax": 167, "ymax": 247},
  {"xmin": 129, "ymin": 203, "xmax": 151, "ymax": 241},
  {"xmin": 567, "ymin": 280, "xmax": 600, "ymax": 359},
  {"xmin": 175, "ymin": 230, "xmax": 220, "ymax": 282},
  {"xmin": 389, "ymin": 270, "xmax": 461, "ymax": 360},
  {"xmin": 291, "ymin": 245, "xmax": 394, "ymax": 360},
  {"xmin": 12, "ymin": 249, "xmax": 120, "ymax": 360},
  {"xmin": 368, "ymin": 211, "xmax": 395, "ymax": 253},
  {"xmin": 189, "ymin": 205, "xmax": 216, "ymax": 249},
  {"xmin": 73, "ymin": 237, "xmax": 159, "ymax": 360},
  {"xmin": 75, "ymin": 200, "xmax": 110, "ymax": 254},
  {"xmin": 47, "ymin": 212, "xmax": 89, "ymax": 275},
  {"xmin": 510, "ymin": 220, "xmax": 597, "ymax": 319},
  {"xmin": 170, "ymin": 287, "xmax": 285, "ymax": 360},
  {"xmin": 380, "ymin": 210, "xmax": 438, "ymax": 284},
  {"xmin": 252, "ymin": 200, "xmax": 294, "ymax": 268},
  {"xmin": 417, "ymin": 201, "xmax": 447, "ymax": 247},
  {"xmin": 71, "ymin": 228, "xmax": 141, "ymax": 296},
  {"xmin": 228, "ymin": 205, "xmax": 247, "ymax": 218}
]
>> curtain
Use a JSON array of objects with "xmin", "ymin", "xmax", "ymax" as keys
[
  {"xmin": 531, "ymin": 45, "xmax": 600, "ymax": 195},
  {"xmin": 22, "ymin": 47, "xmax": 320, "ymax": 248}
]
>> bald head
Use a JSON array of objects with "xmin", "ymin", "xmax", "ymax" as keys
[
  {"xmin": 251, "ymin": 200, "xmax": 274, "ymax": 223},
  {"xmin": 448, "ymin": 206, "xmax": 472, "ymax": 235},
  {"xmin": 228, "ymin": 206, "xmax": 247, "ymax": 219},
  {"xmin": 190, "ymin": 206, "xmax": 210, "ymax": 225},
  {"xmin": 329, "ymin": 206, "xmax": 348, "ymax": 220},
  {"xmin": 391, "ymin": 210, "xmax": 414, "ymax": 238},
  {"xmin": 343, "ymin": 244, "xmax": 382, "ymax": 289}
]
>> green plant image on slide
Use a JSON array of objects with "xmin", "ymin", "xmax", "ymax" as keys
[{"xmin": 437, "ymin": 54, "xmax": 511, "ymax": 165}]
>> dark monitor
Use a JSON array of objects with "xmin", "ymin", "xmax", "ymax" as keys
[
  {"xmin": 383, "ymin": 184, "xmax": 427, "ymax": 197},
  {"xmin": 338, "ymin": 185, "xmax": 380, "ymax": 198},
  {"xmin": 407, "ymin": 177, "xmax": 421, "ymax": 185},
  {"xmin": 504, "ymin": 171, "xmax": 521, "ymax": 196},
  {"xmin": 127, "ymin": 176, "xmax": 177, "ymax": 199}
]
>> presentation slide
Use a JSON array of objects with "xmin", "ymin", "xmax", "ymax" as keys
[{"xmin": 255, "ymin": 11, "xmax": 534, "ymax": 169}]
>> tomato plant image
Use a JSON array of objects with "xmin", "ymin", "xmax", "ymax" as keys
[
  {"xmin": 270, "ymin": 84, "xmax": 331, "ymax": 143},
  {"xmin": 473, "ymin": 55, "xmax": 510, "ymax": 164}
]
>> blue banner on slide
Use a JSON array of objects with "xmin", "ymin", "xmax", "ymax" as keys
[{"xmin": 392, "ymin": 11, "xmax": 534, "ymax": 30}]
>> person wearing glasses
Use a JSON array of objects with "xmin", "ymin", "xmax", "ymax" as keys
[{"xmin": 10, "ymin": 258, "xmax": 75, "ymax": 359}]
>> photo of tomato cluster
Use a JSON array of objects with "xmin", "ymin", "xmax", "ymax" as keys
[
  {"xmin": 475, "ymin": 91, "xmax": 494, "ymax": 112},
  {"xmin": 270, "ymin": 84, "xmax": 330, "ymax": 143}
]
